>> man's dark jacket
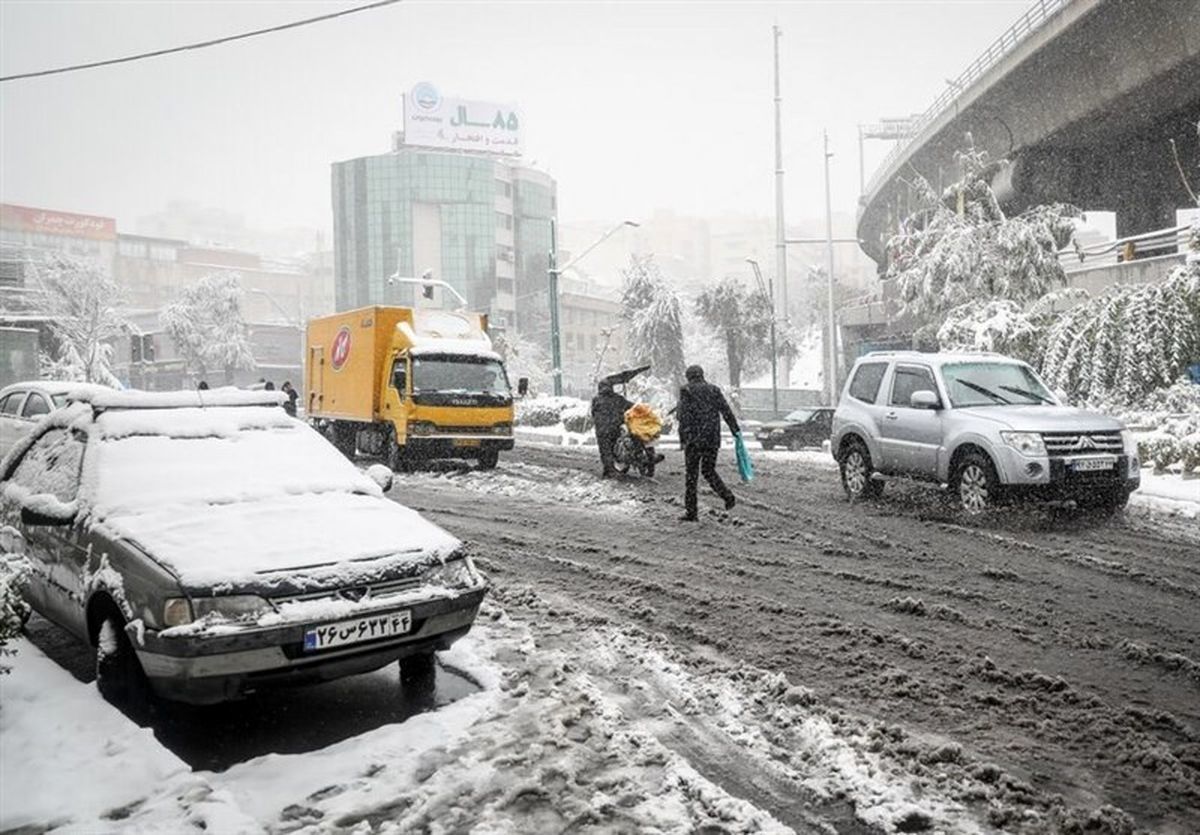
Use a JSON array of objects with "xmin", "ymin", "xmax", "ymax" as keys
[
  {"xmin": 677, "ymin": 381, "xmax": 739, "ymax": 449},
  {"xmin": 591, "ymin": 390, "xmax": 633, "ymax": 435}
]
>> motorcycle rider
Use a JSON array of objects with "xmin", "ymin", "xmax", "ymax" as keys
[{"xmin": 591, "ymin": 379, "xmax": 633, "ymax": 478}]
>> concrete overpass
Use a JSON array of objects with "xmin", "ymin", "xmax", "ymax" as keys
[{"xmin": 857, "ymin": 0, "xmax": 1200, "ymax": 266}]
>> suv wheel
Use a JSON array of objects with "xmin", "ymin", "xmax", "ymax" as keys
[
  {"xmin": 96, "ymin": 614, "xmax": 152, "ymax": 723},
  {"xmin": 840, "ymin": 440, "xmax": 882, "ymax": 500},
  {"xmin": 954, "ymin": 452, "xmax": 1000, "ymax": 515}
]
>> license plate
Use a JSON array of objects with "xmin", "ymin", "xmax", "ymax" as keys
[
  {"xmin": 303, "ymin": 610, "xmax": 411, "ymax": 652},
  {"xmin": 454, "ymin": 438, "xmax": 481, "ymax": 447},
  {"xmin": 1072, "ymin": 456, "xmax": 1115, "ymax": 472}
]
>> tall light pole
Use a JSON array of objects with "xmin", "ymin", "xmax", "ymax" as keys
[
  {"xmin": 772, "ymin": 24, "xmax": 790, "ymax": 385},
  {"xmin": 746, "ymin": 258, "xmax": 778, "ymax": 418},
  {"xmin": 823, "ymin": 129, "xmax": 838, "ymax": 405},
  {"xmin": 547, "ymin": 219, "xmax": 639, "ymax": 396}
]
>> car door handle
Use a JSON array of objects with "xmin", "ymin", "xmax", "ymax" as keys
[{"xmin": 884, "ymin": 412, "xmax": 899, "ymax": 421}]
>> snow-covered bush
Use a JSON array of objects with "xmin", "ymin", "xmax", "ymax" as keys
[
  {"xmin": 1135, "ymin": 413, "xmax": 1200, "ymax": 473},
  {"xmin": 560, "ymin": 401, "xmax": 594, "ymax": 434},
  {"xmin": 515, "ymin": 396, "xmax": 588, "ymax": 428},
  {"xmin": 0, "ymin": 555, "xmax": 31, "ymax": 674}
]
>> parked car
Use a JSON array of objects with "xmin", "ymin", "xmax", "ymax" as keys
[
  {"xmin": 831, "ymin": 352, "xmax": 1140, "ymax": 514},
  {"xmin": 0, "ymin": 381, "xmax": 110, "ymax": 460},
  {"xmin": 755, "ymin": 407, "xmax": 834, "ymax": 450},
  {"xmin": 0, "ymin": 388, "xmax": 487, "ymax": 709}
]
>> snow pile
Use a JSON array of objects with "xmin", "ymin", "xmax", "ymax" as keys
[{"xmin": 396, "ymin": 461, "xmax": 642, "ymax": 514}]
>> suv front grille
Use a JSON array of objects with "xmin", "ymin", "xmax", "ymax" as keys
[{"xmin": 1040, "ymin": 430, "xmax": 1122, "ymax": 455}]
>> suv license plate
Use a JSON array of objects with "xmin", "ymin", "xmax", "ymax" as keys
[
  {"xmin": 303, "ymin": 611, "xmax": 411, "ymax": 652},
  {"xmin": 1072, "ymin": 457, "xmax": 1115, "ymax": 472}
]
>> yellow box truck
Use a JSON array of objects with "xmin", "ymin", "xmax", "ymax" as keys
[{"xmin": 305, "ymin": 306, "xmax": 514, "ymax": 469}]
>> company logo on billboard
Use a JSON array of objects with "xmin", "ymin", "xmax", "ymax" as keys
[
  {"xmin": 412, "ymin": 82, "xmax": 441, "ymax": 112},
  {"xmin": 330, "ymin": 326, "xmax": 352, "ymax": 372}
]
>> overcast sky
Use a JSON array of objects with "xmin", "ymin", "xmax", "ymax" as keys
[{"xmin": 1, "ymin": 0, "xmax": 1026, "ymax": 237}]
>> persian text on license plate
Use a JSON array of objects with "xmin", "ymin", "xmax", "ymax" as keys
[
  {"xmin": 1072, "ymin": 456, "xmax": 1115, "ymax": 472},
  {"xmin": 303, "ymin": 611, "xmax": 411, "ymax": 651}
]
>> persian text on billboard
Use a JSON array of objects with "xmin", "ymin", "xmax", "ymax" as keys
[
  {"xmin": 403, "ymin": 84, "xmax": 521, "ymax": 156},
  {"xmin": 0, "ymin": 203, "xmax": 117, "ymax": 240}
]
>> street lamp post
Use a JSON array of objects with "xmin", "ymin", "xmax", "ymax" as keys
[
  {"xmin": 746, "ymin": 258, "xmax": 778, "ymax": 418},
  {"xmin": 547, "ymin": 219, "xmax": 638, "ymax": 396}
]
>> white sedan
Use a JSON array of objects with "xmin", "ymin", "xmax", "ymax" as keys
[{"xmin": 0, "ymin": 381, "xmax": 104, "ymax": 460}]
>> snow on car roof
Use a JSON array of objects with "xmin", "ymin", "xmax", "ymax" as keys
[
  {"xmin": 75, "ymin": 387, "xmax": 288, "ymax": 410},
  {"xmin": 408, "ymin": 340, "xmax": 502, "ymax": 361}
]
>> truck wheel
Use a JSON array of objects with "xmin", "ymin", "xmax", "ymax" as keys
[
  {"xmin": 839, "ymin": 439, "xmax": 882, "ymax": 500},
  {"xmin": 96, "ymin": 614, "xmax": 152, "ymax": 723},
  {"xmin": 953, "ymin": 452, "xmax": 1000, "ymax": 515},
  {"xmin": 477, "ymin": 450, "xmax": 499, "ymax": 470}
]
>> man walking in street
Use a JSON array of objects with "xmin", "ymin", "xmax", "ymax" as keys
[
  {"xmin": 676, "ymin": 364, "xmax": 739, "ymax": 521},
  {"xmin": 591, "ymin": 379, "xmax": 633, "ymax": 478}
]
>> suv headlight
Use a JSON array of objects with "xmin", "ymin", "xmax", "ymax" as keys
[
  {"xmin": 422, "ymin": 557, "xmax": 482, "ymax": 589},
  {"xmin": 1121, "ymin": 429, "xmax": 1140, "ymax": 472},
  {"xmin": 1000, "ymin": 431, "xmax": 1046, "ymax": 456},
  {"xmin": 192, "ymin": 594, "xmax": 273, "ymax": 623}
]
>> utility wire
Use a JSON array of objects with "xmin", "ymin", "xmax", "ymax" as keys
[{"xmin": 0, "ymin": 0, "xmax": 401, "ymax": 83}]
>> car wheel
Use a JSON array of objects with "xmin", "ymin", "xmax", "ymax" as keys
[
  {"xmin": 953, "ymin": 452, "xmax": 1000, "ymax": 515},
  {"xmin": 839, "ymin": 440, "xmax": 882, "ymax": 500},
  {"xmin": 95, "ymin": 614, "xmax": 152, "ymax": 723},
  {"xmin": 477, "ymin": 450, "xmax": 499, "ymax": 470},
  {"xmin": 760, "ymin": 442, "xmax": 773, "ymax": 451},
  {"xmin": 400, "ymin": 651, "xmax": 437, "ymax": 683}
]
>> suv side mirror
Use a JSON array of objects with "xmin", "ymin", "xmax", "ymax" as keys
[
  {"xmin": 910, "ymin": 389, "xmax": 940, "ymax": 410},
  {"xmin": 21, "ymin": 505, "xmax": 74, "ymax": 527}
]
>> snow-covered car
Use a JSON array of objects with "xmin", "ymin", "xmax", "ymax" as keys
[
  {"xmin": 0, "ymin": 381, "xmax": 110, "ymax": 461},
  {"xmin": 832, "ymin": 351, "xmax": 1141, "ymax": 514},
  {"xmin": 0, "ymin": 388, "xmax": 487, "ymax": 707},
  {"xmin": 754, "ymin": 407, "xmax": 833, "ymax": 450}
]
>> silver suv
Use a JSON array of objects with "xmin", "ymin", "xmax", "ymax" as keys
[{"xmin": 831, "ymin": 352, "xmax": 1140, "ymax": 514}]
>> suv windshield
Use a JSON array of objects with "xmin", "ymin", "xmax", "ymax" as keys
[
  {"xmin": 412, "ymin": 355, "xmax": 511, "ymax": 397},
  {"xmin": 942, "ymin": 362, "xmax": 1055, "ymax": 408}
]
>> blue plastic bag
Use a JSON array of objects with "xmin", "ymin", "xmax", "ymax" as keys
[{"xmin": 734, "ymin": 432, "xmax": 754, "ymax": 483}]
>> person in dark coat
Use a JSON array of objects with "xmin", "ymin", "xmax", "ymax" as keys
[
  {"xmin": 676, "ymin": 364, "xmax": 739, "ymax": 521},
  {"xmin": 591, "ymin": 379, "xmax": 633, "ymax": 478},
  {"xmin": 281, "ymin": 380, "xmax": 299, "ymax": 417}
]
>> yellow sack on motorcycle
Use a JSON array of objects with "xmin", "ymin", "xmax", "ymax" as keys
[{"xmin": 624, "ymin": 403, "xmax": 662, "ymax": 443}]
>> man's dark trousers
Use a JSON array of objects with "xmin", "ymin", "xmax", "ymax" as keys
[
  {"xmin": 598, "ymin": 427, "xmax": 621, "ymax": 475},
  {"xmin": 684, "ymin": 444, "xmax": 733, "ymax": 517}
]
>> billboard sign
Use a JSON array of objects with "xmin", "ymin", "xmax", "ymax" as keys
[
  {"xmin": 403, "ymin": 83, "xmax": 521, "ymax": 156},
  {"xmin": 0, "ymin": 203, "xmax": 116, "ymax": 240}
]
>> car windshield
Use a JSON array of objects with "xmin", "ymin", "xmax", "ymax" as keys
[
  {"xmin": 942, "ymin": 362, "xmax": 1055, "ymax": 408},
  {"xmin": 784, "ymin": 409, "xmax": 814, "ymax": 422},
  {"xmin": 91, "ymin": 406, "xmax": 374, "ymax": 515},
  {"xmin": 412, "ymin": 355, "xmax": 511, "ymax": 396}
]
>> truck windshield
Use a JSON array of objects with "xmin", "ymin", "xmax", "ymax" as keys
[
  {"xmin": 411, "ymin": 355, "xmax": 511, "ymax": 396},
  {"xmin": 942, "ymin": 362, "xmax": 1055, "ymax": 408}
]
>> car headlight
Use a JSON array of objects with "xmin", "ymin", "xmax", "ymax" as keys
[
  {"xmin": 1000, "ymin": 431, "xmax": 1046, "ymax": 456},
  {"xmin": 192, "ymin": 594, "xmax": 273, "ymax": 623},
  {"xmin": 422, "ymin": 557, "xmax": 481, "ymax": 588},
  {"xmin": 163, "ymin": 597, "xmax": 193, "ymax": 627}
]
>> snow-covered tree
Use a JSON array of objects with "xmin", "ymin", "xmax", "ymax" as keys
[
  {"xmin": 160, "ymin": 272, "xmax": 256, "ymax": 385},
  {"xmin": 620, "ymin": 255, "xmax": 685, "ymax": 386},
  {"xmin": 933, "ymin": 299, "xmax": 1040, "ymax": 360},
  {"xmin": 694, "ymin": 276, "xmax": 791, "ymax": 392},
  {"xmin": 492, "ymin": 329, "xmax": 552, "ymax": 395},
  {"xmin": 886, "ymin": 139, "xmax": 1079, "ymax": 318},
  {"xmin": 29, "ymin": 254, "xmax": 126, "ymax": 387}
]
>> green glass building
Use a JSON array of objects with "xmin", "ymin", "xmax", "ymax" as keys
[{"xmin": 331, "ymin": 145, "xmax": 556, "ymax": 332}]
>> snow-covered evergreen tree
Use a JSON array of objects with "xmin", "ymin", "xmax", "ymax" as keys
[
  {"xmin": 160, "ymin": 271, "xmax": 256, "ymax": 385},
  {"xmin": 29, "ymin": 253, "xmax": 126, "ymax": 387},
  {"xmin": 620, "ymin": 255, "xmax": 685, "ymax": 387},
  {"xmin": 492, "ymin": 329, "xmax": 553, "ymax": 395}
]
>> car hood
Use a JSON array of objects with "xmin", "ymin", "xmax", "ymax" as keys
[
  {"xmin": 953, "ymin": 405, "xmax": 1125, "ymax": 432},
  {"xmin": 100, "ymin": 491, "xmax": 461, "ymax": 592}
]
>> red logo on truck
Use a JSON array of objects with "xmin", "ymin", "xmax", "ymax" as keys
[{"xmin": 330, "ymin": 326, "xmax": 352, "ymax": 371}]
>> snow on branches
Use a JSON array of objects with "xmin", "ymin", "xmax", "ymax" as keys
[
  {"xmin": 620, "ymin": 255, "xmax": 685, "ymax": 386},
  {"xmin": 160, "ymin": 271, "xmax": 256, "ymax": 385},
  {"xmin": 886, "ymin": 142, "xmax": 1079, "ymax": 318},
  {"xmin": 694, "ymin": 276, "xmax": 790, "ymax": 392},
  {"xmin": 29, "ymin": 254, "xmax": 126, "ymax": 387}
]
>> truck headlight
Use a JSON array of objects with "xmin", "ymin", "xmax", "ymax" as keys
[
  {"xmin": 410, "ymin": 421, "xmax": 435, "ymax": 436},
  {"xmin": 192, "ymin": 595, "xmax": 273, "ymax": 623},
  {"xmin": 422, "ymin": 557, "xmax": 481, "ymax": 588},
  {"xmin": 1000, "ymin": 431, "xmax": 1046, "ymax": 456},
  {"xmin": 163, "ymin": 597, "xmax": 193, "ymax": 627}
]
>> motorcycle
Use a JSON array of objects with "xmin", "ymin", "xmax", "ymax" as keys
[
  {"xmin": 613, "ymin": 420, "xmax": 662, "ymax": 477},
  {"xmin": 599, "ymin": 365, "xmax": 665, "ymax": 478}
]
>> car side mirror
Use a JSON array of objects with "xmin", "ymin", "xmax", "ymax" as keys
[
  {"xmin": 517, "ymin": 377, "xmax": 529, "ymax": 397},
  {"xmin": 910, "ymin": 390, "xmax": 941, "ymax": 410},
  {"xmin": 21, "ymin": 505, "xmax": 74, "ymax": 527}
]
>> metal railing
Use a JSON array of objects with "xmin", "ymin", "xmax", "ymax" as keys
[
  {"xmin": 863, "ymin": 0, "xmax": 1074, "ymax": 198},
  {"xmin": 1059, "ymin": 224, "xmax": 1192, "ymax": 273}
]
